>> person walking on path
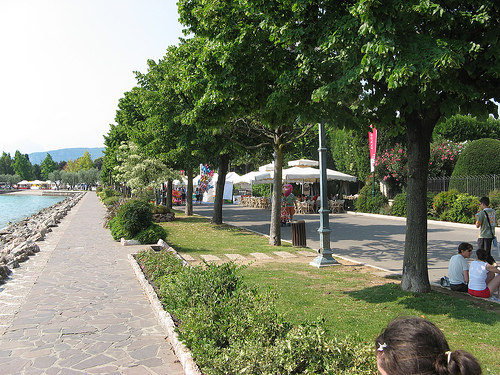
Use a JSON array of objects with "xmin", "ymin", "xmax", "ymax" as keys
[
  {"xmin": 475, "ymin": 196, "xmax": 497, "ymax": 265},
  {"xmin": 448, "ymin": 242, "xmax": 473, "ymax": 292},
  {"xmin": 283, "ymin": 184, "xmax": 296, "ymax": 222},
  {"xmin": 0, "ymin": 192, "xmax": 185, "ymax": 374}
]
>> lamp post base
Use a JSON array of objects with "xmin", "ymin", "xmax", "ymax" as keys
[{"xmin": 310, "ymin": 253, "xmax": 340, "ymax": 268}]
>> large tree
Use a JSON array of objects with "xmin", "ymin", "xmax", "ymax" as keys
[
  {"xmin": 0, "ymin": 152, "xmax": 14, "ymax": 175},
  {"xmin": 178, "ymin": 0, "xmax": 320, "ymax": 245},
  {"xmin": 247, "ymin": 0, "xmax": 500, "ymax": 291},
  {"xmin": 13, "ymin": 151, "xmax": 33, "ymax": 180},
  {"xmin": 40, "ymin": 153, "xmax": 58, "ymax": 180}
]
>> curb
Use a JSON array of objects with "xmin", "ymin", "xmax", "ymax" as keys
[{"xmin": 128, "ymin": 253, "xmax": 202, "ymax": 375}]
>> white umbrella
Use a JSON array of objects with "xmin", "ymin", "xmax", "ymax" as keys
[
  {"xmin": 232, "ymin": 171, "xmax": 271, "ymax": 184},
  {"xmin": 258, "ymin": 162, "xmax": 275, "ymax": 172},
  {"xmin": 255, "ymin": 166, "xmax": 356, "ymax": 184},
  {"xmin": 287, "ymin": 159, "xmax": 319, "ymax": 167}
]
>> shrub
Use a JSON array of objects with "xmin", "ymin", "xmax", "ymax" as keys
[
  {"xmin": 488, "ymin": 190, "xmax": 500, "ymax": 211},
  {"xmin": 135, "ymin": 249, "xmax": 184, "ymax": 281},
  {"xmin": 151, "ymin": 204, "xmax": 171, "ymax": 214},
  {"xmin": 138, "ymin": 250, "xmax": 377, "ymax": 375},
  {"xmin": 439, "ymin": 193, "xmax": 479, "ymax": 224},
  {"xmin": 109, "ymin": 199, "xmax": 153, "ymax": 240},
  {"xmin": 99, "ymin": 188, "xmax": 121, "ymax": 200},
  {"xmin": 433, "ymin": 189, "xmax": 460, "ymax": 216},
  {"xmin": 354, "ymin": 181, "xmax": 389, "ymax": 214},
  {"xmin": 433, "ymin": 114, "xmax": 500, "ymax": 142},
  {"xmin": 451, "ymin": 138, "xmax": 500, "ymax": 177},
  {"xmin": 391, "ymin": 191, "xmax": 407, "ymax": 217},
  {"xmin": 102, "ymin": 195, "xmax": 120, "ymax": 207},
  {"xmin": 390, "ymin": 191, "xmax": 436, "ymax": 219},
  {"xmin": 133, "ymin": 223, "xmax": 167, "ymax": 244}
]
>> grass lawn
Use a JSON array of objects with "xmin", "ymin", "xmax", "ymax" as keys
[{"xmin": 160, "ymin": 209, "xmax": 500, "ymax": 374}]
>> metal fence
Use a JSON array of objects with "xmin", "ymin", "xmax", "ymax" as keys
[{"xmin": 428, "ymin": 175, "xmax": 500, "ymax": 197}]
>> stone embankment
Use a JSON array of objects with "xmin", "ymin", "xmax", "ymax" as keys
[{"xmin": 0, "ymin": 192, "xmax": 85, "ymax": 282}]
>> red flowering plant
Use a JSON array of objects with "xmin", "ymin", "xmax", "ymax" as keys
[
  {"xmin": 374, "ymin": 143, "xmax": 408, "ymax": 192},
  {"xmin": 375, "ymin": 137, "xmax": 464, "ymax": 193},
  {"xmin": 428, "ymin": 135, "xmax": 466, "ymax": 177}
]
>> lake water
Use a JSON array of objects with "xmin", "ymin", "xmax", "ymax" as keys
[{"xmin": 0, "ymin": 194, "xmax": 66, "ymax": 228}]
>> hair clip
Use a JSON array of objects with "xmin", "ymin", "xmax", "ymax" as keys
[
  {"xmin": 445, "ymin": 351, "xmax": 452, "ymax": 364},
  {"xmin": 377, "ymin": 343, "xmax": 387, "ymax": 352}
]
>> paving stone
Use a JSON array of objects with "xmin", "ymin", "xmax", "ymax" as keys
[
  {"xmin": 179, "ymin": 253, "xmax": 195, "ymax": 261},
  {"xmin": 199, "ymin": 254, "xmax": 221, "ymax": 262},
  {"xmin": 72, "ymin": 354, "xmax": 115, "ymax": 370},
  {"xmin": 250, "ymin": 252, "xmax": 274, "ymax": 260},
  {"xmin": 273, "ymin": 251, "xmax": 298, "ymax": 258},
  {"xmin": 225, "ymin": 253, "xmax": 246, "ymax": 260}
]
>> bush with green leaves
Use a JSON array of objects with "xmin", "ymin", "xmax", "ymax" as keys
[
  {"xmin": 390, "ymin": 191, "xmax": 436, "ymax": 219},
  {"xmin": 433, "ymin": 114, "xmax": 500, "ymax": 143},
  {"xmin": 109, "ymin": 199, "xmax": 153, "ymax": 241},
  {"xmin": 354, "ymin": 181, "xmax": 389, "ymax": 214},
  {"xmin": 151, "ymin": 204, "xmax": 171, "ymax": 214},
  {"xmin": 433, "ymin": 189, "xmax": 460, "ymax": 217},
  {"xmin": 135, "ymin": 249, "xmax": 184, "ymax": 281},
  {"xmin": 133, "ymin": 223, "xmax": 167, "ymax": 244},
  {"xmin": 451, "ymin": 138, "xmax": 500, "ymax": 177},
  {"xmin": 102, "ymin": 195, "xmax": 121, "ymax": 207},
  {"xmin": 439, "ymin": 193, "xmax": 479, "ymax": 224},
  {"xmin": 390, "ymin": 191, "xmax": 407, "ymax": 217},
  {"xmin": 488, "ymin": 190, "xmax": 500, "ymax": 211},
  {"xmin": 433, "ymin": 190, "xmax": 479, "ymax": 224},
  {"xmin": 136, "ymin": 250, "xmax": 377, "ymax": 374}
]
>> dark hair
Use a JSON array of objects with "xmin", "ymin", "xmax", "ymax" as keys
[
  {"xmin": 479, "ymin": 196, "xmax": 490, "ymax": 206},
  {"xmin": 476, "ymin": 249, "xmax": 488, "ymax": 262},
  {"xmin": 457, "ymin": 242, "xmax": 472, "ymax": 254},
  {"xmin": 375, "ymin": 317, "xmax": 481, "ymax": 375}
]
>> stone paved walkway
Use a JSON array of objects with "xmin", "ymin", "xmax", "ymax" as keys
[{"xmin": 0, "ymin": 192, "xmax": 185, "ymax": 375}]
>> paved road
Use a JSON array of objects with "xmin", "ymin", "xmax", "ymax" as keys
[
  {"xmin": 191, "ymin": 203, "xmax": 480, "ymax": 283},
  {"xmin": 0, "ymin": 192, "xmax": 185, "ymax": 375}
]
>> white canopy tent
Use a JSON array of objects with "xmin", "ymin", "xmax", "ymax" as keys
[
  {"xmin": 201, "ymin": 172, "xmax": 241, "ymax": 203},
  {"xmin": 287, "ymin": 159, "xmax": 319, "ymax": 167},
  {"xmin": 231, "ymin": 171, "xmax": 272, "ymax": 196},
  {"xmin": 254, "ymin": 166, "xmax": 356, "ymax": 184}
]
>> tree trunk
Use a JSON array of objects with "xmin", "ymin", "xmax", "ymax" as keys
[
  {"xmin": 166, "ymin": 180, "xmax": 173, "ymax": 209},
  {"xmin": 212, "ymin": 154, "xmax": 230, "ymax": 225},
  {"xmin": 185, "ymin": 169, "xmax": 193, "ymax": 216},
  {"xmin": 400, "ymin": 112, "xmax": 436, "ymax": 292},
  {"xmin": 269, "ymin": 140, "xmax": 284, "ymax": 246}
]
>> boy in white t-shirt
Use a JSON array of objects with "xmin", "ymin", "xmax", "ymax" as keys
[{"xmin": 448, "ymin": 242, "xmax": 473, "ymax": 292}]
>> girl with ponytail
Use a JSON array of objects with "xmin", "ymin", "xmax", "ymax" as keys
[{"xmin": 375, "ymin": 317, "xmax": 481, "ymax": 375}]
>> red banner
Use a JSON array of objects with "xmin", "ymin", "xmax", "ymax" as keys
[{"xmin": 369, "ymin": 125, "xmax": 377, "ymax": 172}]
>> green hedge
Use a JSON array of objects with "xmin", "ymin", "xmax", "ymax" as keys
[
  {"xmin": 135, "ymin": 250, "xmax": 377, "ymax": 375},
  {"xmin": 354, "ymin": 181, "xmax": 389, "ymax": 214},
  {"xmin": 109, "ymin": 199, "xmax": 153, "ymax": 241},
  {"xmin": 432, "ymin": 190, "xmax": 480, "ymax": 224}
]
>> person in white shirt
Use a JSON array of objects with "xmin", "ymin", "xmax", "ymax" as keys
[
  {"xmin": 468, "ymin": 249, "xmax": 500, "ymax": 301},
  {"xmin": 448, "ymin": 242, "xmax": 473, "ymax": 292}
]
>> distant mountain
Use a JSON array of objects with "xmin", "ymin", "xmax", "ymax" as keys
[{"xmin": 28, "ymin": 147, "xmax": 105, "ymax": 165}]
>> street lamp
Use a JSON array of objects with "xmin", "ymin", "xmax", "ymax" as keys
[{"xmin": 310, "ymin": 120, "xmax": 339, "ymax": 268}]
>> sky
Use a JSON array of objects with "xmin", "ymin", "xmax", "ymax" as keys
[{"xmin": 0, "ymin": 0, "xmax": 185, "ymax": 156}]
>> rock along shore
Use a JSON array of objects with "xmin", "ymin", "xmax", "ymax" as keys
[{"xmin": 0, "ymin": 191, "xmax": 86, "ymax": 282}]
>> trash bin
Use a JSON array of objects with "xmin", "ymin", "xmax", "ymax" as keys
[{"xmin": 291, "ymin": 220, "xmax": 306, "ymax": 247}]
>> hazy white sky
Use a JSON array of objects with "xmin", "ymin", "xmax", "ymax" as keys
[{"xmin": 0, "ymin": 0, "xmax": 185, "ymax": 156}]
